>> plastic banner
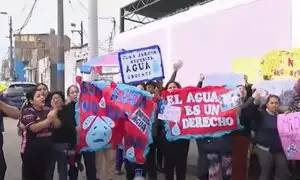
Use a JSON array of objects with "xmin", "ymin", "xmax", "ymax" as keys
[
  {"xmin": 75, "ymin": 77, "xmax": 124, "ymax": 152},
  {"xmin": 118, "ymin": 45, "xmax": 165, "ymax": 84},
  {"xmin": 159, "ymin": 86, "xmax": 240, "ymax": 141},
  {"xmin": 110, "ymin": 83, "xmax": 155, "ymax": 164},
  {"xmin": 277, "ymin": 112, "xmax": 300, "ymax": 160}
]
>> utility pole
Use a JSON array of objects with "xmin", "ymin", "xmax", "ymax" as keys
[
  {"xmin": 86, "ymin": 0, "xmax": 99, "ymax": 81},
  {"xmin": 71, "ymin": 21, "xmax": 84, "ymax": 47},
  {"xmin": 8, "ymin": 16, "xmax": 14, "ymax": 81},
  {"xmin": 51, "ymin": 0, "xmax": 65, "ymax": 91}
]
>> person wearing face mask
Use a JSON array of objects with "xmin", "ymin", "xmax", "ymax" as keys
[
  {"xmin": 161, "ymin": 81, "xmax": 190, "ymax": 180},
  {"xmin": 65, "ymin": 85, "xmax": 97, "ymax": 180},
  {"xmin": 20, "ymin": 87, "xmax": 58, "ymax": 180},
  {"xmin": 46, "ymin": 91, "xmax": 77, "ymax": 180},
  {"xmin": 240, "ymin": 92, "xmax": 291, "ymax": 180}
]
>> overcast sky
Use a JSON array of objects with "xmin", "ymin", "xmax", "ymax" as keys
[{"xmin": 0, "ymin": 0, "xmax": 121, "ymax": 59}]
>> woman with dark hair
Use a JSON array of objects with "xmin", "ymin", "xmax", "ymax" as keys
[
  {"xmin": 36, "ymin": 83, "xmax": 51, "ymax": 107},
  {"xmin": 161, "ymin": 81, "xmax": 190, "ymax": 180},
  {"xmin": 20, "ymin": 87, "xmax": 58, "ymax": 180},
  {"xmin": 241, "ymin": 93, "xmax": 291, "ymax": 180},
  {"xmin": 65, "ymin": 85, "xmax": 97, "ymax": 180},
  {"xmin": 46, "ymin": 91, "xmax": 78, "ymax": 180}
]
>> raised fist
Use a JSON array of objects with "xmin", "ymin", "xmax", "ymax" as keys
[
  {"xmin": 199, "ymin": 74, "xmax": 205, "ymax": 82},
  {"xmin": 173, "ymin": 60, "xmax": 183, "ymax": 71}
]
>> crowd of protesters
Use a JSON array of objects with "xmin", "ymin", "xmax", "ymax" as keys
[{"xmin": 0, "ymin": 61, "xmax": 298, "ymax": 180}]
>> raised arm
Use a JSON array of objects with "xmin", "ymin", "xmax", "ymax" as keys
[
  {"xmin": 0, "ymin": 100, "xmax": 21, "ymax": 119},
  {"xmin": 196, "ymin": 74, "xmax": 205, "ymax": 88}
]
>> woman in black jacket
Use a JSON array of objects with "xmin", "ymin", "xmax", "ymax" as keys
[
  {"xmin": 161, "ymin": 81, "xmax": 190, "ymax": 180},
  {"xmin": 66, "ymin": 85, "xmax": 97, "ymax": 180},
  {"xmin": 46, "ymin": 91, "xmax": 77, "ymax": 180},
  {"xmin": 240, "ymin": 93, "xmax": 291, "ymax": 180}
]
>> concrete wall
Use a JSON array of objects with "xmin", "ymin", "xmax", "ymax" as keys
[{"xmin": 114, "ymin": 0, "xmax": 292, "ymax": 86}]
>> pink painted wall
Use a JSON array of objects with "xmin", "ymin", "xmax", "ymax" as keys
[{"xmin": 116, "ymin": 0, "xmax": 292, "ymax": 86}]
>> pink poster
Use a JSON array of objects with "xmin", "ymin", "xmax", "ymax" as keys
[{"xmin": 277, "ymin": 112, "xmax": 300, "ymax": 160}]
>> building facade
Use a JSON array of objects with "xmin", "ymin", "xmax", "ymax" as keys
[{"xmin": 14, "ymin": 29, "xmax": 70, "ymax": 82}]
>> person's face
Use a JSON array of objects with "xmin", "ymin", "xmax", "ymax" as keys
[
  {"xmin": 68, "ymin": 86, "xmax": 79, "ymax": 102},
  {"xmin": 266, "ymin": 97, "xmax": 280, "ymax": 113},
  {"xmin": 156, "ymin": 81, "xmax": 163, "ymax": 89},
  {"xmin": 137, "ymin": 84, "xmax": 144, "ymax": 90},
  {"xmin": 146, "ymin": 85, "xmax": 155, "ymax": 94},
  {"xmin": 167, "ymin": 82, "xmax": 178, "ymax": 92},
  {"xmin": 238, "ymin": 86, "xmax": 247, "ymax": 98},
  {"xmin": 30, "ymin": 90, "xmax": 45, "ymax": 109},
  {"xmin": 51, "ymin": 94, "xmax": 64, "ymax": 109},
  {"xmin": 36, "ymin": 84, "xmax": 48, "ymax": 97}
]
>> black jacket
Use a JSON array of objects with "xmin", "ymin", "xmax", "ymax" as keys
[{"xmin": 52, "ymin": 102, "xmax": 77, "ymax": 148}]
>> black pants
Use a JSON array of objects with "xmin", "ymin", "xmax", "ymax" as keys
[
  {"xmin": 145, "ymin": 137, "xmax": 158, "ymax": 179},
  {"xmin": 0, "ymin": 132, "xmax": 6, "ymax": 180},
  {"xmin": 68, "ymin": 152, "xmax": 97, "ymax": 180},
  {"xmin": 125, "ymin": 160, "xmax": 146, "ymax": 180},
  {"xmin": 156, "ymin": 136, "xmax": 164, "ymax": 169},
  {"xmin": 163, "ymin": 138, "xmax": 190, "ymax": 180},
  {"xmin": 22, "ymin": 144, "xmax": 53, "ymax": 180}
]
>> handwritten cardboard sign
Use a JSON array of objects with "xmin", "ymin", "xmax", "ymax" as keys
[
  {"xmin": 277, "ymin": 112, "xmax": 300, "ymax": 160},
  {"xmin": 158, "ymin": 106, "xmax": 182, "ymax": 123},
  {"xmin": 203, "ymin": 73, "xmax": 245, "ymax": 87},
  {"xmin": 118, "ymin": 45, "xmax": 165, "ymax": 84},
  {"xmin": 253, "ymin": 79, "xmax": 296, "ymax": 106}
]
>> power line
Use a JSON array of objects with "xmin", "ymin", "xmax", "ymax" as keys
[{"xmin": 15, "ymin": 0, "xmax": 38, "ymax": 34}]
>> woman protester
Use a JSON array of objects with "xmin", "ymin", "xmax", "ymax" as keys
[
  {"xmin": 195, "ymin": 74, "xmax": 234, "ymax": 180},
  {"xmin": 20, "ymin": 87, "xmax": 58, "ymax": 180},
  {"xmin": 66, "ymin": 85, "xmax": 97, "ymax": 180},
  {"xmin": 240, "ymin": 92, "xmax": 291, "ymax": 180},
  {"xmin": 46, "ymin": 91, "xmax": 77, "ymax": 180},
  {"xmin": 161, "ymin": 81, "xmax": 190, "ymax": 180}
]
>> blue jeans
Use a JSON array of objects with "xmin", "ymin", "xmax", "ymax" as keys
[
  {"xmin": 0, "ymin": 132, "xmax": 6, "ymax": 180},
  {"xmin": 69, "ymin": 152, "xmax": 97, "ymax": 180}
]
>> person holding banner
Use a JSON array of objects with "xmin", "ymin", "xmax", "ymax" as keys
[
  {"xmin": 145, "ymin": 81, "xmax": 159, "ymax": 180},
  {"xmin": 162, "ymin": 81, "xmax": 190, "ymax": 180},
  {"xmin": 241, "ymin": 92, "xmax": 291, "ymax": 180},
  {"xmin": 65, "ymin": 85, "xmax": 97, "ymax": 180}
]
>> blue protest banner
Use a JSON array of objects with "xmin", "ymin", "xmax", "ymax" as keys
[{"xmin": 118, "ymin": 45, "xmax": 165, "ymax": 84}]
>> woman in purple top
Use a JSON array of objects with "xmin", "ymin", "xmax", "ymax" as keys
[{"xmin": 20, "ymin": 87, "xmax": 59, "ymax": 180}]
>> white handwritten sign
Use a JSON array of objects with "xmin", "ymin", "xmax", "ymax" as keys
[
  {"xmin": 253, "ymin": 79, "xmax": 296, "ymax": 106},
  {"xmin": 203, "ymin": 73, "xmax": 245, "ymax": 87},
  {"xmin": 158, "ymin": 106, "xmax": 182, "ymax": 123},
  {"xmin": 118, "ymin": 45, "xmax": 164, "ymax": 84}
]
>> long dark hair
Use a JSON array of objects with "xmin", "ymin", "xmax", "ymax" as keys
[
  {"xmin": 49, "ymin": 91, "xmax": 65, "ymax": 104},
  {"xmin": 165, "ymin": 81, "xmax": 181, "ymax": 90},
  {"xmin": 35, "ymin": 83, "xmax": 51, "ymax": 106},
  {"xmin": 66, "ymin": 85, "xmax": 79, "ymax": 96}
]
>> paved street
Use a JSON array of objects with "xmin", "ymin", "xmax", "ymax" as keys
[{"xmin": 3, "ymin": 118, "xmax": 198, "ymax": 180}]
